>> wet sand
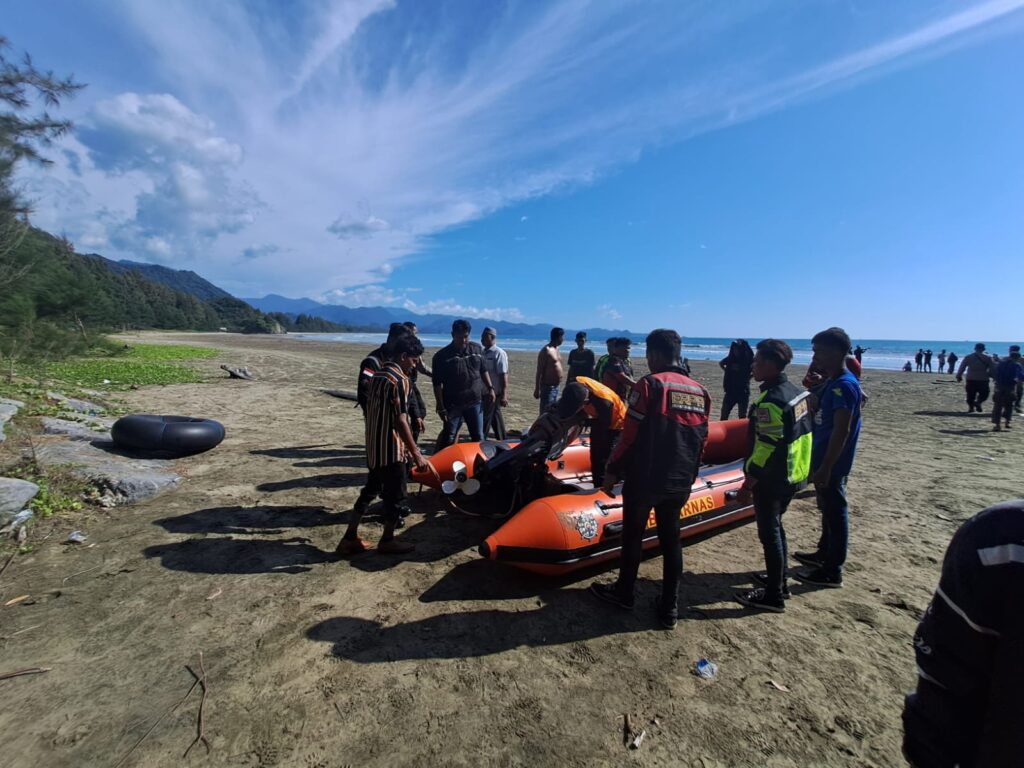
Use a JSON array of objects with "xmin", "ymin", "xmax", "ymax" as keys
[{"xmin": 1, "ymin": 331, "xmax": 1021, "ymax": 767}]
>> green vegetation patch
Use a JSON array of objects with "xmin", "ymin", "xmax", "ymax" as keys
[
  {"xmin": 45, "ymin": 358, "xmax": 205, "ymax": 388},
  {"xmin": 119, "ymin": 343, "xmax": 218, "ymax": 361}
]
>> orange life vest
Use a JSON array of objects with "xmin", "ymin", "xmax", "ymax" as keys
[{"xmin": 576, "ymin": 376, "xmax": 627, "ymax": 431}]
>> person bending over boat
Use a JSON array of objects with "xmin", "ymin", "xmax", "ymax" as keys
[
  {"xmin": 793, "ymin": 327, "xmax": 863, "ymax": 589},
  {"xmin": 338, "ymin": 334, "xmax": 438, "ymax": 556},
  {"xmin": 590, "ymin": 329, "xmax": 711, "ymax": 629},
  {"xmin": 902, "ymin": 499, "xmax": 1024, "ymax": 768},
  {"xmin": 556, "ymin": 377, "xmax": 626, "ymax": 488},
  {"xmin": 733, "ymin": 339, "xmax": 812, "ymax": 613}
]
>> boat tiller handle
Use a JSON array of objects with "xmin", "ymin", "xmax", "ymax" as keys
[
  {"xmin": 603, "ymin": 521, "xmax": 624, "ymax": 537},
  {"xmin": 725, "ymin": 490, "xmax": 740, "ymax": 500},
  {"xmin": 595, "ymin": 501, "xmax": 624, "ymax": 515}
]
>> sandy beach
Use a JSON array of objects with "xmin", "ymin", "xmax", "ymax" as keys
[{"xmin": 2, "ymin": 331, "xmax": 1021, "ymax": 768}]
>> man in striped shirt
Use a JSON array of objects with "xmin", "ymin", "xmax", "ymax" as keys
[
  {"xmin": 337, "ymin": 334, "xmax": 436, "ymax": 556},
  {"xmin": 903, "ymin": 499, "xmax": 1024, "ymax": 766}
]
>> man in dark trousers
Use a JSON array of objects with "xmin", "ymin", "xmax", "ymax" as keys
[
  {"xmin": 902, "ymin": 499, "xmax": 1024, "ymax": 768},
  {"xmin": 719, "ymin": 339, "xmax": 754, "ymax": 420},
  {"xmin": 734, "ymin": 339, "xmax": 813, "ymax": 613},
  {"xmin": 956, "ymin": 343, "xmax": 995, "ymax": 413},
  {"xmin": 590, "ymin": 329, "xmax": 710, "ymax": 629},
  {"xmin": 402, "ymin": 321, "xmax": 431, "ymax": 443},
  {"xmin": 794, "ymin": 327, "xmax": 863, "ymax": 589},
  {"xmin": 337, "ymin": 334, "xmax": 437, "ymax": 556},
  {"xmin": 433, "ymin": 319, "xmax": 495, "ymax": 451},
  {"xmin": 991, "ymin": 345, "xmax": 1024, "ymax": 432},
  {"xmin": 946, "ymin": 351, "xmax": 958, "ymax": 375}
]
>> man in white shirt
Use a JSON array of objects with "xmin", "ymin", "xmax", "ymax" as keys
[{"xmin": 481, "ymin": 327, "xmax": 510, "ymax": 440}]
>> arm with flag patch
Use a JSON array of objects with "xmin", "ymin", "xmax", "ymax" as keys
[{"xmin": 357, "ymin": 353, "xmax": 382, "ymax": 411}]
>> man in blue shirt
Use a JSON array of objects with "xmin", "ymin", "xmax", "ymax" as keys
[
  {"xmin": 991, "ymin": 345, "xmax": 1024, "ymax": 432},
  {"xmin": 794, "ymin": 327, "xmax": 862, "ymax": 589}
]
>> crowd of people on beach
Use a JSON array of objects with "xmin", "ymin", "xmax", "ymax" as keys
[{"xmin": 347, "ymin": 318, "xmax": 1021, "ymax": 766}]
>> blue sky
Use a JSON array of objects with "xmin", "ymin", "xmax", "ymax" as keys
[{"xmin": 7, "ymin": 0, "xmax": 1024, "ymax": 337}]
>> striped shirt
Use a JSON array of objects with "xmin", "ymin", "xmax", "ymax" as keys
[{"xmin": 365, "ymin": 362, "xmax": 410, "ymax": 469}]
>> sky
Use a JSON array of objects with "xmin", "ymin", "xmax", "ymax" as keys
[{"xmin": 6, "ymin": 0, "xmax": 1024, "ymax": 338}]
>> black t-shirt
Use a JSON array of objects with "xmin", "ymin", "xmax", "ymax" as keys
[
  {"xmin": 602, "ymin": 356, "xmax": 634, "ymax": 399},
  {"xmin": 567, "ymin": 348, "xmax": 596, "ymax": 382},
  {"xmin": 432, "ymin": 342, "xmax": 486, "ymax": 409}
]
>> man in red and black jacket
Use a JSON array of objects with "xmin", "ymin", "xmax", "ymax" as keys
[{"xmin": 591, "ymin": 328, "xmax": 711, "ymax": 629}]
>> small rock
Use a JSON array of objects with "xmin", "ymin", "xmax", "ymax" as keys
[
  {"xmin": 0, "ymin": 397, "xmax": 25, "ymax": 443},
  {"xmin": 47, "ymin": 392, "xmax": 106, "ymax": 415},
  {"xmin": 4, "ymin": 509, "xmax": 34, "ymax": 537},
  {"xmin": 35, "ymin": 440, "xmax": 180, "ymax": 506},
  {"xmin": 41, "ymin": 417, "xmax": 114, "ymax": 442},
  {"xmin": 0, "ymin": 478, "xmax": 40, "ymax": 525},
  {"xmin": 67, "ymin": 530, "xmax": 88, "ymax": 544}
]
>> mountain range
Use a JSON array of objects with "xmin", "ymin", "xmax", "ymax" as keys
[{"xmin": 243, "ymin": 293, "xmax": 632, "ymax": 338}]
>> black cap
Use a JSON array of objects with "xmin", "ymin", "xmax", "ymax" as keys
[{"xmin": 556, "ymin": 383, "xmax": 588, "ymax": 419}]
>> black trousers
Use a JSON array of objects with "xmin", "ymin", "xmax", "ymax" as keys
[
  {"xmin": 965, "ymin": 380, "xmax": 990, "ymax": 409},
  {"xmin": 1015, "ymin": 382, "xmax": 1023, "ymax": 410},
  {"xmin": 721, "ymin": 389, "xmax": 749, "ymax": 421},
  {"xmin": 616, "ymin": 483, "xmax": 689, "ymax": 616},
  {"xmin": 484, "ymin": 401, "xmax": 507, "ymax": 440},
  {"xmin": 753, "ymin": 487, "xmax": 796, "ymax": 600},
  {"xmin": 588, "ymin": 427, "xmax": 619, "ymax": 487},
  {"xmin": 355, "ymin": 463, "xmax": 407, "ymax": 521},
  {"xmin": 992, "ymin": 387, "xmax": 1015, "ymax": 425}
]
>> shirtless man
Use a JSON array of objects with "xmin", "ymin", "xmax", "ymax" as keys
[{"xmin": 534, "ymin": 327, "xmax": 565, "ymax": 415}]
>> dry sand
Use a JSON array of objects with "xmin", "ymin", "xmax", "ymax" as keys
[{"xmin": 1, "ymin": 331, "xmax": 1021, "ymax": 767}]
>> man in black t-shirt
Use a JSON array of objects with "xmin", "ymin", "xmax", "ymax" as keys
[
  {"xmin": 601, "ymin": 337, "xmax": 635, "ymax": 401},
  {"xmin": 567, "ymin": 331, "xmax": 596, "ymax": 383},
  {"xmin": 432, "ymin": 319, "xmax": 495, "ymax": 452}
]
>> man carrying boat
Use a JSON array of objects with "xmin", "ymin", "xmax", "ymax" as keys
[
  {"xmin": 555, "ymin": 377, "xmax": 626, "ymax": 488},
  {"xmin": 590, "ymin": 329, "xmax": 711, "ymax": 630},
  {"xmin": 733, "ymin": 339, "xmax": 812, "ymax": 613}
]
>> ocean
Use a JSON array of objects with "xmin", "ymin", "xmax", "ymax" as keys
[{"xmin": 290, "ymin": 334, "xmax": 1022, "ymax": 372}]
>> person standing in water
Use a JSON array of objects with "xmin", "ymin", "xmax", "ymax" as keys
[
  {"xmin": 937, "ymin": 349, "xmax": 947, "ymax": 373},
  {"xmin": 946, "ymin": 350, "xmax": 958, "ymax": 374},
  {"xmin": 924, "ymin": 349, "xmax": 933, "ymax": 373},
  {"xmin": 534, "ymin": 327, "xmax": 565, "ymax": 415},
  {"xmin": 915, "ymin": 349, "xmax": 924, "ymax": 372}
]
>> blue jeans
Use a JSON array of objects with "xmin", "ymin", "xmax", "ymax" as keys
[
  {"xmin": 438, "ymin": 402, "xmax": 484, "ymax": 451},
  {"xmin": 539, "ymin": 385, "xmax": 559, "ymax": 415},
  {"xmin": 754, "ymin": 487, "xmax": 794, "ymax": 600},
  {"xmin": 817, "ymin": 476, "xmax": 849, "ymax": 577}
]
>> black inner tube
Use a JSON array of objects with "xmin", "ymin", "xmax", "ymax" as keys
[{"xmin": 112, "ymin": 415, "xmax": 225, "ymax": 456}]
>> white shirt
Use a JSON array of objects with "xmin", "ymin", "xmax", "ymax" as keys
[{"xmin": 482, "ymin": 345, "xmax": 509, "ymax": 395}]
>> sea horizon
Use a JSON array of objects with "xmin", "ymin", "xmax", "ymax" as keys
[{"xmin": 290, "ymin": 333, "xmax": 1023, "ymax": 372}]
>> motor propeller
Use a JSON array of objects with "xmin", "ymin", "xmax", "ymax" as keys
[{"xmin": 441, "ymin": 460, "xmax": 481, "ymax": 496}]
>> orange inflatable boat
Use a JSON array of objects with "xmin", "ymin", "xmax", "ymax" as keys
[{"xmin": 413, "ymin": 418, "xmax": 754, "ymax": 576}]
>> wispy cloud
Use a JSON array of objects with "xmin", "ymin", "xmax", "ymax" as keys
[{"xmin": 19, "ymin": 0, "xmax": 1024, "ymax": 300}]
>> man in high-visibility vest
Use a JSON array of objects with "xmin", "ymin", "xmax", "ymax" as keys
[
  {"xmin": 734, "ymin": 339, "xmax": 813, "ymax": 613},
  {"xmin": 556, "ymin": 376, "xmax": 626, "ymax": 487}
]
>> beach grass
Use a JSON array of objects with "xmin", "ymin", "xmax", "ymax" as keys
[{"xmin": 35, "ymin": 343, "xmax": 217, "ymax": 389}]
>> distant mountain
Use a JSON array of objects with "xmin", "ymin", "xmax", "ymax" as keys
[
  {"xmin": 244, "ymin": 294, "xmax": 633, "ymax": 338},
  {"xmin": 95, "ymin": 257, "xmax": 233, "ymax": 301}
]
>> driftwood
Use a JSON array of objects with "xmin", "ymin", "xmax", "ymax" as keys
[
  {"xmin": 320, "ymin": 388, "xmax": 359, "ymax": 402},
  {"xmin": 0, "ymin": 666, "xmax": 51, "ymax": 681},
  {"xmin": 220, "ymin": 365, "xmax": 254, "ymax": 380}
]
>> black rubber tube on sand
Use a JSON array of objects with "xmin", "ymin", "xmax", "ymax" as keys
[{"xmin": 111, "ymin": 415, "xmax": 226, "ymax": 456}]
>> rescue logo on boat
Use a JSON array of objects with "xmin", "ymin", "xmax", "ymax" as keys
[{"xmin": 575, "ymin": 511, "xmax": 599, "ymax": 541}]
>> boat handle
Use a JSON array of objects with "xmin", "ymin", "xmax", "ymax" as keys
[
  {"xmin": 595, "ymin": 501, "xmax": 624, "ymax": 513},
  {"xmin": 603, "ymin": 521, "xmax": 624, "ymax": 536}
]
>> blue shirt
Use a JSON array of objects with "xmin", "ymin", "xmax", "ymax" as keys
[
  {"xmin": 811, "ymin": 370, "xmax": 862, "ymax": 479},
  {"xmin": 993, "ymin": 358, "xmax": 1024, "ymax": 389}
]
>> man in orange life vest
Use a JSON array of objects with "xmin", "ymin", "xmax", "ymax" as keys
[
  {"xmin": 555, "ymin": 376, "xmax": 626, "ymax": 487},
  {"xmin": 591, "ymin": 329, "xmax": 711, "ymax": 629}
]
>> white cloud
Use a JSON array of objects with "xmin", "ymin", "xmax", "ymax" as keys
[
  {"xmin": 598, "ymin": 304, "xmax": 623, "ymax": 322},
  {"xmin": 17, "ymin": 0, "xmax": 1024, "ymax": 296}
]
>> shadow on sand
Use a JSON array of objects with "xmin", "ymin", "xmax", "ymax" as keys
[
  {"xmin": 154, "ymin": 504, "xmax": 340, "ymax": 535},
  {"xmin": 307, "ymin": 589, "xmax": 647, "ymax": 662},
  {"xmin": 143, "ymin": 536, "xmax": 334, "ymax": 574}
]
